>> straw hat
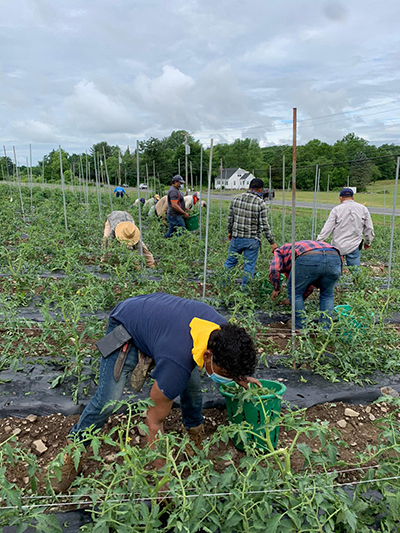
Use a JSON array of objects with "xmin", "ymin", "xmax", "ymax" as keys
[{"xmin": 115, "ymin": 221, "xmax": 141, "ymax": 245}]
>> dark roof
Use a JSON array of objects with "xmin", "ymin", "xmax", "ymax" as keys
[
  {"xmin": 217, "ymin": 168, "xmax": 245, "ymax": 180},
  {"xmin": 241, "ymin": 172, "xmax": 250, "ymax": 181}
]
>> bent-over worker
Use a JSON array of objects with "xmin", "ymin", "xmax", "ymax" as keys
[
  {"xmin": 51, "ymin": 292, "xmax": 259, "ymax": 493},
  {"xmin": 102, "ymin": 210, "xmax": 154, "ymax": 268},
  {"xmin": 113, "ymin": 186, "xmax": 129, "ymax": 198},
  {"xmin": 269, "ymin": 240, "xmax": 342, "ymax": 330}
]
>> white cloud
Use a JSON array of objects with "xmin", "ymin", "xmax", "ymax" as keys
[
  {"xmin": 64, "ymin": 80, "xmax": 138, "ymax": 134},
  {"xmin": 11, "ymin": 119, "xmax": 57, "ymax": 143},
  {"xmin": 0, "ymin": 0, "xmax": 399, "ymax": 160}
]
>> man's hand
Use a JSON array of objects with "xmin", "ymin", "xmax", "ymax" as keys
[
  {"xmin": 364, "ymin": 243, "xmax": 371, "ymax": 249},
  {"xmin": 270, "ymin": 243, "xmax": 278, "ymax": 252},
  {"xmin": 183, "ymin": 212, "xmax": 189, "ymax": 219},
  {"xmin": 235, "ymin": 376, "xmax": 262, "ymax": 389},
  {"xmin": 271, "ymin": 289, "xmax": 280, "ymax": 301},
  {"xmin": 228, "ymin": 233, "xmax": 232, "ymax": 241}
]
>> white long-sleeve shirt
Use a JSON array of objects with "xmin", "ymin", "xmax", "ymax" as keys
[{"xmin": 317, "ymin": 199, "xmax": 375, "ymax": 256}]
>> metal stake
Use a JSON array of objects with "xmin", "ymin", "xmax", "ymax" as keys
[
  {"xmin": 136, "ymin": 141, "xmax": 143, "ymax": 260},
  {"xmin": 387, "ymin": 157, "xmax": 399, "ymax": 290},
  {"xmin": 311, "ymin": 164, "xmax": 318, "ymax": 239},
  {"xmin": 203, "ymin": 140, "xmax": 214, "ymax": 300},
  {"xmin": 103, "ymin": 147, "xmax": 113, "ymax": 213},
  {"xmin": 199, "ymin": 146, "xmax": 203, "ymax": 239},
  {"xmin": 291, "ymin": 108, "xmax": 297, "ymax": 357},
  {"xmin": 282, "ymin": 155, "xmax": 285, "ymax": 245},
  {"xmin": 12, "ymin": 147, "xmax": 26, "ymax": 223},
  {"xmin": 58, "ymin": 146, "xmax": 68, "ymax": 230},
  {"xmin": 269, "ymin": 165, "xmax": 273, "ymax": 230}
]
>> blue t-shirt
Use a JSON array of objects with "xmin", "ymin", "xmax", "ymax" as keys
[{"xmin": 110, "ymin": 293, "xmax": 227, "ymax": 399}]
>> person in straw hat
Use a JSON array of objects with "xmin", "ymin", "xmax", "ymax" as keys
[{"xmin": 102, "ymin": 210, "xmax": 155, "ymax": 267}]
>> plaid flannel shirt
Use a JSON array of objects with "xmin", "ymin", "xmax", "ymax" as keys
[
  {"xmin": 269, "ymin": 240, "xmax": 341, "ymax": 297},
  {"xmin": 227, "ymin": 191, "xmax": 275, "ymax": 244}
]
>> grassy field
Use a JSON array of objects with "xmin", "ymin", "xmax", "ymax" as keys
[
  {"xmin": 9, "ymin": 178, "xmax": 400, "ymax": 209},
  {"xmin": 214, "ymin": 179, "xmax": 400, "ymax": 208}
]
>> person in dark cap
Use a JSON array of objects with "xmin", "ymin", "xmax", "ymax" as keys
[
  {"xmin": 317, "ymin": 188, "xmax": 375, "ymax": 266},
  {"xmin": 165, "ymin": 175, "xmax": 189, "ymax": 238}
]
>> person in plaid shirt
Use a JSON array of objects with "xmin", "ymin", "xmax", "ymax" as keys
[
  {"xmin": 269, "ymin": 240, "xmax": 342, "ymax": 329},
  {"xmin": 225, "ymin": 178, "xmax": 277, "ymax": 287}
]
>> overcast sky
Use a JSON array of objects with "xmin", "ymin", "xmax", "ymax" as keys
[{"xmin": 1, "ymin": 0, "xmax": 400, "ymax": 163}]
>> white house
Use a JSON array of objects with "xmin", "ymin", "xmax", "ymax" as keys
[{"xmin": 214, "ymin": 168, "xmax": 255, "ymax": 190}]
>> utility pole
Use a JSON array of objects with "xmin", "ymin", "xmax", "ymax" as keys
[{"xmin": 118, "ymin": 150, "xmax": 122, "ymax": 186}]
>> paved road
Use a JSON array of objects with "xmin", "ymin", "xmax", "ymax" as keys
[
  {"xmin": 4, "ymin": 181, "xmax": 399, "ymax": 216},
  {"xmin": 209, "ymin": 194, "xmax": 400, "ymax": 217}
]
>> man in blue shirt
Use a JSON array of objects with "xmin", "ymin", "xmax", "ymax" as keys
[
  {"xmin": 113, "ymin": 186, "xmax": 129, "ymax": 198},
  {"xmin": 52, "ymin": 293, "xmax": 259, "ymax": 493}
]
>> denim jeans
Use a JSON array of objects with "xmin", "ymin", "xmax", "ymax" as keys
[
  {"xmin": 224, "ymin": 237, "xmax": 260, "ymax": 286},
  {"xmin": 345, "ymin": 246, "xmax": 361, "ymax": 267},
  {"xmin": 70, "ymin": 318, "xmax": 203, "ymax": 440},
  {"xmin": 287, "ymin": 251, "xmax": 341, "ymax": 330},
  {"xmin": 165, "ymin": 214, "xmax": 186, "ymax": 238}
]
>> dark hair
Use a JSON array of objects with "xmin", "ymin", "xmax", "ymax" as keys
[
  {"xmin": 207, "ymin": 324, "xmax": 257, "ymax": 379},
  {"xmin": 249, "ymin": 178, "xmax": 264, "ymax": 190}
]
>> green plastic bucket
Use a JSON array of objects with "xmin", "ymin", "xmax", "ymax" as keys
[
  {"xmin": 185, "ymin": 213, "xmax": 199, "ymax": 231},
  {"xmin": 220, "ymin": 379, "xmax": 286, "ymax": 451},
  {"xmin": 334, "ymin": 305, "xmax": 374, "ymax": 340},
  {"xmin": 257, "ymin": 273, "xmax": 286, "ymax": 297}
]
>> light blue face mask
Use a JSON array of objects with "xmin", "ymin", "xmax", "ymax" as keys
[{"xmin": 206, "ymin": 358, "xmax": 232, "ymax": 385}]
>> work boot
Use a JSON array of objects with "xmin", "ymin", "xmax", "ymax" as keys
[
  {"xmin": 50, "ymin": 445, "xmax": 85, "ymax": 494},
  {"xmin": 184, "ymin": 424, "xmax": 204, "ymax": 456}
]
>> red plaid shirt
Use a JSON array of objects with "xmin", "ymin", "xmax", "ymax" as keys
[{"xmin": 269, "ymin": 240, "xmax": 341, "ymax": 294}]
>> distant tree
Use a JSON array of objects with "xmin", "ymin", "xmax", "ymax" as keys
[
  {"xmin": 350, "ymin": 152, "xmax": 372, "ymax": 191},
  {"xmin": 43, "ymin": 148, "xmax": 70, "ymax": 183},
  {"xmin": 0, "ymin": 155, "xmax": 13, "ymax": 179}
]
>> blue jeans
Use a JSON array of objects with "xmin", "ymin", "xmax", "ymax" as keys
[
  {"xmin": 70, "ymin": 318, "xmax": 203, "ymax": 439},
  {"xmin": 345, "ymin": 246, "xmax": 361, "ymax": 267},
  {"xmin": 165, "ymin": 214, "xmax": 186, "ymax": 238},
  {"xmin": 287, "ymin": 251, "xmax": 341, "ymax": 330},
  {"xmin": 224, "ymin": 237, "xmax": 260, "ymax": 286}
]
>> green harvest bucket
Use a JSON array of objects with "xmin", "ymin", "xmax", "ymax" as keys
[
  {"xmin": 220, "ymin": 379, "xmax": 286, "ymax": 451},
  {"xmin": 334, "ymin": 305, "xmax": 374, "ymax": 340},
  {"xmin": 257, "ymin": 273, "xmax": 286, "ymax": 297},
  {"xmin": 185, "ymin": 213, "xmax": 199, "ymax": 231}
]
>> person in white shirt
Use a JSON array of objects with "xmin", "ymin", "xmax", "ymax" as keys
[{"xmin": 317, "ymin": 188, "xmax": 375, "ymax": 266}]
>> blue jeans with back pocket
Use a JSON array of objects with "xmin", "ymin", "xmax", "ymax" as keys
[
  {"xmin": 287, "ymin": 251, "xmax": 342, "ymax": 330},
  {"xmin": 70, "ymin": 317, "xmax": 203, "ymax": 440}
]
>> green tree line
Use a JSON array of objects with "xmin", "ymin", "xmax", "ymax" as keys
[{"xmin": 1, "ymin": 131, "xmax": 399, "ymax": 191}]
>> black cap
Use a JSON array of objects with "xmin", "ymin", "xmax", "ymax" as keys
[
  {"xmin": 249, "ymin": 178, "xmax": 264, "ymax": 189},
  {"xmin": 172, "ymin": 175, "xmax": 185, "ymax": 184},
  {"xmin": 340, "ymin": 188, "xmax": 354, "ymax": 197}
]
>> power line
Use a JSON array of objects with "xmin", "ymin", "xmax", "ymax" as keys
[{"xmin": 195, "ymin": 101, "xmax": 400, "ymax": 136}]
